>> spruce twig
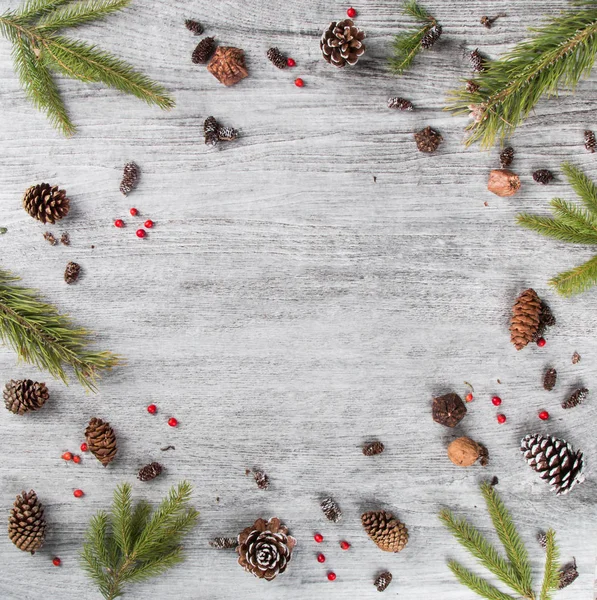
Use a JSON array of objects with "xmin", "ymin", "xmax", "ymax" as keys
[{"xmin": 540, "ymin": 530, "xmax": 560, "ymax": 600}]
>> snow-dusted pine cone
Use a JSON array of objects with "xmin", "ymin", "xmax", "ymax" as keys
[
  {"xmin": 420, "ymin": 24, "xmax": 442, "ymax": 49},
  {"xmin": 470, "ymin": 48, "xmax": 485, "ymax": 72},
  {"xmin": 120, "ymin": 162, "xmax": 139, "ymax": 195},
  {"xmin": 374, "ymin": 570, "xmax": 393, "ymax": 592},
  {"xmin": 320, "ymin": 19, "xmax": 366, "ymax": 67},
  {"xmin": 585, "ymin": 130, "xmax": 596, "ymax": 153},
  {"xmin": 562, "ymin": 387, "xmax": 588, "ymax": 409},
  {"xmin": 320, "ymin": 497, "xmax": 342, "ymax": 522},
  {"xmin": 387, "ymin": 97, "xmax": 413, "ymax": 111}
]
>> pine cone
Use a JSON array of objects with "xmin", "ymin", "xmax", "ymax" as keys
[
  {"xmin": 253, "ymin": 469, "xmax": 269, "ymax": 490},
  {"xmin": 387, "ymin": 97, "xmax": 413, "ymax": 111},
  {"xmin": 138, "ymin": 462, "xmax": 162, "ymax": 481},
  {"xmin": 43, "ymin": 231, "xmax": 57, "ymax": 246},
  {"xmin": 414, "ymin": 126, "xmax": 442, "ymax": 153},
  {"xmin": 562, "ymin": 387, "xmax": 588, "ymax": 409},
  {"xmin": 421, "ymin": 24, "xmax": 442, "ymax": 49},
  {"xmin": 204, "ymin": 116, "xmax": 219, "ymax": 147},
  {"xmin": 85, "ymin": 417, "xmax": 117, "ymax": 467},
  {"xmin": 64, "ymin": 261, "xmax": 80, "ymax": 284},
  {"xmin": 520, "ymin": 433, "xmax": 585, "ymax": 495},
  {"xmin": 533, "ymin": 169, "xmax": 553, "ymax": 185},
  {"xmin": 466, "ymin": 79, "xmax": 480, "ymax": 93},
  {"xmin": 510, "ymin": 288, "xmax": 542, "ymax": 350},
  {"xmin": 237, "ymin": 517, "xmax": 296, "ymax": 580},
  {"xmin": 267, "ymin": 47, "xmax": 287, "ymax": 69},
  {"xmin": 361, "ymin": 510, "xmax": 408, "ymax": 553},
  {"xmin": 374, "ymin": 571, "xmax": 393, "ymax": 592},
  {"xmin": 120, "ymin": 162, "xmax": 139, "ymax": 196},
  {"xmin": 209, "ymin": 536, "xmax": 237, "ymax": 549},
  {"xmin": 363, "ymin": 441, "xmax": 385, "ymax": 456},
  {"xmin": 543, "ymin": 368, "xmax": 557, "ymax": 391},
  {"xmin": 8, "ymin": 490, "xmax": 46, "ymax": 554},
  {"xmin": 537, "ymin": 531, "xmax": 547, "ymax": 549},
  {"xmin": 207, "ymin": 46, "xmax": 248, "ymax": 86},
  {"xmin": 558, "ymin": 559, "xmax": 579, "ymax": 589},
  {"xmin": 23, "ymin": 183, "xmax": 70, "ymax": 224},
  {"xmin": 470, "ymin": 48, "xmax": 485, "ymax": 72},
  {"xmin": 185, "ymin": 19, "xmax": 203, "ymax": 35},
  {"xmin": 217, "ymin": 126, "xmax": 239, "ymax": 141},
  {"xmin": 320, "ymin": 497, "xmax": 342, "ymax": 522},
  {"xmin": 572, "ymin": 351, "xmax": 581, "ymax": 364},
  {"xmin": 584, "ymin": 130, "xmax": 596, "ymax": 153},
  {"xmin": 320, "ymin": 19, "xmax": 366, "ymax": 67},
  {"xmin": 60, "ymin": 232, "xmax": 70, "ymax": 246},
  {"xmin": 192, "ymin": 36, "xmax": 216, "ymax": 64},
  {"xmin": 500, "ymin": 146, "xmax": 514, "ymax": 168},
  {"xmin": 3, "ymin": 380, "xmax": 49, "ymax": 415}
]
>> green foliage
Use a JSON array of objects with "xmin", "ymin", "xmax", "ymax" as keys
[
  {"xmin": 0, "ymin": 267, "xmax": 120, "ymax": 391},
  {"xmin": 0, "ymin": 0, "xmax": 174, "ymax": 136},
  {"xmin": 517, "ymin": 163, "xmax": 597, "ymax": 296},
  {"xmin": 389, "ymin": 0, "xmax": 439, "ymax": 75},
  {"xmin": 446, "ymin": 4, "xmax": 597, "ymax": 148},
  {"xmin": 82, "ymin": 482, "xmax": 199, "ymax": 600},
  {"xmin": 440, "ymin": 483, "xmax": 561, "ymax": 600}
]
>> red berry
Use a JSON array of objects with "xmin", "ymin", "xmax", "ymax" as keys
[
  {"xmin": 497, "ymin": 414, "xmax": 507, "ymax": 424},
  {"xmin": 114, "ymin": 219, "xmax": 124, "ymax": 228},
  {"xmin": 144, "ymin": 219, "xmax": 154, "ymax": 229},
  {"xmin": 314, "ymin": 533, "xmax": 324, "ymax": 543},
  {"xmin": 294, "ymin": 78, "xmax": 304, "ymax": 88},
  {"xmin": 491, "ymin": 396, "xmax": 502, "ymax": 406},
  {"xmin": 168, "ymin": 417, "xmax": 178, "ymax": 427},
  {"xmin": 347, "ymin": 7, "xmax": 357, "ymax": 17},
  {"xmin": 136, "ymin": 229, "xmax": 146, "ymax": 238},
  {"xmin": 317, "ymin": 553, "xmax": 326, "ymax": 563},
  {"xmin": 538, "ymin": 410, "xmax": 550, "ymax": 421},
  {"xmin": 73, "ymin": 455, "xmax": 81, "ymax": 464},
  {"xmin": 537, "ymin": 337, "xmax": 546, "ymax": 347},
  {"xmin": 327, "ymin": 572, "xmax": 337, "ymax": 581},
  {"xmin": 52, "ymin": 557, "xmax": 61, "ymax": 567},
  {"xmin": 147, "ymin": 404, "xmax": 157, "ymax": 414},
  {"xmin": 129, "ymin": 208, "xmax": 139, "ymax": 216},
  {"xmin": 465, "ymin": 393, "xmax": 474, "ymax": 402},
  {"xmin": 62, "ymin": 452, "xmax": 73, "ymax": 461},
  {"xmin": 340, "ymin": 541, "xmax": 350, "ymax": 550},
  {"xmin": 80, "ymin": 442, "xmax": 88, "ymax": 452},
  {"xmin": 73, "ymin": 489, "xmax": 84, "ymax": 498},
  {"xmin": 287, "ymin": 58, "xmax": 296, "ymax": 67}
]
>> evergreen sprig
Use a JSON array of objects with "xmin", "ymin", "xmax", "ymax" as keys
[
  {"xmin": 439, "ymin": 482, "xmax": 561, "ymax": 600},
  {"xmin": 446, "ymin": 2, "xmax": 597, "ymax": 148},
  {"xmin": 0, "ymin": 267, "xmax": 120, "ymax": 391},
  {"xmin": 518, "ymin": 163, "xmax": 597, "ymax": 296},
  {"xmin": 0, "ymin": 0, "xmax": 174, "ymax": 136},
  {"xmin": 82, "ymin": 481, "xmax": 199, "ymax": 600},
  {"xmin": 389, "ymin": 0, "xmax": 439, "ymax": 75}
]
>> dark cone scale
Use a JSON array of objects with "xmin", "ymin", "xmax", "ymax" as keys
[
  {"xmin": 320, "ymin": 497, "xmax": 342, "ymax": 522},
  {"xmin": 414, "ymin": 126, "xmax": 442, "ymax": 153},
  {"xmin": 362, "ymin": 510, "xmax": 408, "ymax": 553},
  {"xmin": 432, "ymin": 393, "xmax": 466, "ymax": 427},
  {"xmin": 500, "ymin": 146, "xmax": 514, "ymax": 168},
  {"xmin": 558, "ymin": 559, "xmax": 579, "ymax": 589},
  {"xmin": 23, "ymin": 183, "xmax": 70, "ymax": 224},
  {"xmin": 120, "ymin": 162, "xmax": 139, "ymax": 196},
  {"xmin": 533, "ymin": 169, "xmax": 553, "ymax": 185},
  {"xmin": 85, "ymin": 417, "xmax": 117, "ymax": 467},
  {"xmin": 374, "ymin": 571, "xmax": 393, "ymax": 592},
  {"xmin": 267, "ymin": 47, "xmax": 287, "ymax": 69},
  {"xmin": 387, "ymin": 97, "xmax": 413, "ymax": 111},
  {"xmin": 543, "ymin": 368, "xmax": 557, "ymax": 391},
  {"xmin": 363, "ymin": 441, "xmax": 385, "ymax": 456},
  {"xmin": 520, "ymin": 433, "xmax": 585, "ymax": 495},
  {"xmin": 585, "ymin": 130, "xmax": 596, "ymax": 153},
  {"xmin": 320, "ymin": 19, "xmax": 366, "ymax": 67},
  {"xmin": 64, "ymin": 261, "xmax": 80, "ymax": 284},
  {"xmin": 193, "ymin": 36, "xmax": 216, "ymax": 64},
  {"xmin": 562, "ymin": 387, "xmax": 588, "ymax": 409},
  {"xmin": 510, "ymin": 288, "xmax": 541, "ymax": 350},
  {"xmin": 420, "ymin": 24, "xmax": 442, "ymax": 49},
  {"xmin": 185, "ymin": 19, "xmax": 203, "ymax": 35},
  {"xmin": 138, "ymin": 462, "xmax": 162, "ymax": 481},
  {"xmin": 8, "ymin": 490, "xmax": 46, "ymax": 554},
  {"xmin": 3, "ymin": 380, "xmax": 49, "ymax": 415}
]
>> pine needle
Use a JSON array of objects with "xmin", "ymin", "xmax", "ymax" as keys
[
  {"xmin": 448, "ymin": 560, "xmax": 518, "ymax": 600},
  {"xmin": 550, "ymin": 254, "xmax": 597, "ymax": 296},
  {"xmin": 540, "ymin": 530, "xmax": 560, "ymax": 600}
]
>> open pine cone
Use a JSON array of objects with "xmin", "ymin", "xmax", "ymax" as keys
[
  {"xmin": 3, "ymin": 380, "xmax": 49, "ymax": 414},
  {"xmin": 23, "ymin": 183, "xmax": 70, "ymax": 224},
  {"xmin": 320, "ymin": 19, "xmax": 366, "ymax": 67},
  {"xmin": 237, "ymin": 517, "xmax": 296, "ymax": 580},
  {"xmin": 361, "ymin": 510, "xmax": 409, "ymax": 553},
  {"xmin": 510, "ymin": 288, "xmax": 542, "ymax": 350},
  {"xmin": 8, "ymin": 490, "xmax": 46, "ymax": 554}
]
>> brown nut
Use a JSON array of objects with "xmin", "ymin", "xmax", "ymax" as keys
[
  {"xmin": 448, "ymin": 436, "xmax": 485, "ymax": 467},
  {"xmin": 487, "ymin": 169, "xmax": 521, "ymax": 197}
]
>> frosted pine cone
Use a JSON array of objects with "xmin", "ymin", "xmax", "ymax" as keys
[
  {"xmin": 320, "ymin": 497, "xmax": 342, "ymax": 522},
  {"xmin": 363, "ymin": 441, "xmax": 385, "ymax": 456},
  {"xmin": 320, "ymin": 19, "xmax": 366, "ymax": 67},
  {"xmin": 387, "ymin": 97, "xmax": 413, "ymax": 111},
  {"xmin": 267, "ymin": 47, "xmax": 287, "ymax": 69},
  {"xmin": 64, "ymin": 261, "xmax": 80, "ymax": 284},
  {"xmin": 217, "ymin": 126, "xmax": 239, "ymax": 141},
  {"xmin": 558, "ymin": 559, "xmax": 579, "ymax": 589},
  {"xmin": 209, "ymin": 537, "xmax": 237, "ymax": 549},
  {"xmin": 585, "ymin": 130, "xmax": 596, "ymax": 153},
  {"xmin": 470, "ymin": 48, "xmax": 485, "ymax": 72},
  {"xmin": 374, "ymin": 571, "xmax": 393, "ymax": 592},
  {"xmin": 420, "ymin": 24, "xmax": 442, "ymax": 49},
  {"xmin": 120, "ymin": 162, "xmax": 139, "ymax": 195},
  {"xmin": 562, "ymin": 387, "xmax": 588, "ymax": 409}
]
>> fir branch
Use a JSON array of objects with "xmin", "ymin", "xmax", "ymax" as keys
[
  {"xmin": 516, "ymin": 213, "xmax": 597, "ymax": 245},
  {"xmin": 35, "ymin": 0, "xmax": 131, "ymax": 32},
  {"xmin": 550, "ymin": 198, "xmax": 597, "ymax": 234},
  {"xmin": 448, "ymin": 560, "xmax": 518, "ymax": 600},
  {"xmin": 447, "ymin": 4, "xmax": 597, "ymax": 148},
  {"xmin": 561, "ymin": 162, "xmax": 597, "ymax": 215},
  {"xmin": 540, "ymin": 530, "xmax": 560, "ymax": 600},
  {"xmin": 0, "ymin": 268, "xmax": 120, "ymax": 391},
  {"xmin": 550, "ymin": 254, "xmax": 597, "ymax": 296},
  {"xmin": 18, "ymin": 0, "xmax": 73, "ymax": 21}
]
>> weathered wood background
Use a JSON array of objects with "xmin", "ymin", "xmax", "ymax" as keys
[{"xmin": 0, "ymin": 0, "xmax": 596, "ymax": 598}]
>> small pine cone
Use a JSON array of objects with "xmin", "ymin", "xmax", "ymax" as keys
[
  {"xmin": 185, "ymin": 19, "xmax": 203, "ymax": 35},
  {"xmin": 558, "ymin": 559, "xmax": 579, "ymax": 589},
  {"xmin": 64, "ymin": 261, "xmax": 80, "ymax": 284},
  {"xmin": 23, "ymin": 183, "xmax": 70, "ymax": 224},
  {"xmin": 43, "ymin": 231, "xmax": 57, "ymax": 246},
  {"xmin": 85, "ymin": 417, "xmax": 118, "ymax": 467},
  {"xmin": 204, "ymin": 115, "xmax": 218, "ymax": 134},
  {"xmin": 120, "ymin": 162, "xmax": 139, "ymax": 196},
  {"xmin": 480, "ymin": 16, "xmax": 491, "ymax": 28},
  {"xmin": 499, "ymin": 146, "xmax": 514, "ymax": 168},
  {"xmin": 192, "ymin": 36, "xmax": 216, "ymax": 64},
  {"xmin": 60, "ymin": 232, "xmax": 70, "ymax": 246},
  {"xmin": 8, "ymin": 490, "xmax": 46, "ymax": 554},
  {"xmin": 584, "ymin": 130, "xmax": 596, "ymax": 153},
  {"xmin": 253, "ymin": 469, "xmax": 269, "ymax": 489},
  {"xmin": 217, "ymin": 126, "xmax": 239, "ymax": 141},
  {"xmin": 562, "ymin": 387, "xmax": 588, "ymax": 409},
  {"xmin": 510, "ymin": 288, "xmax": 542, "ymax": 351},
  {"xmin": 267, "ymin": 47, "xmax": 287, "ymax": 69},
  {"xmin": 361, "ymin": 510, "xmax": 409, "ymax": 553},
  {"xmin": 537, "ymin": 531, "xmax": 547, "ymax": 549},
  {"xmin": 420, "ymin": 24, "xmax": 442, "ymax": 49},
  {"xmin": 533, "ymin": 301, "xmax": 556, "ymax": 341},
  {"xmin": 387, "ymin": 97, "xmax": 413, "ymax": 111},
  {"xmin": 533, "ymin": 169, "xmax": 553, "ymax": 185},
  {"xmin": 543, "ymin": 368, "xmax": 557, "ymax": 391},
  {"xmin": 363, "ymin": 441, "xmax": 385, "ymax": 456},
  {"xmin": 138, "ymin": 462, "xmax": 163, "ymax": 481},
  {"xmin": 470, "ymin": 48, "xmax": 485, "ymax": 72},
  {"xmin": 320, "ymin": 497, "xmax": 342, "ymax": 522},
  {"xmin": 374, "ymin": 571, "xmax": 393, "ymax": 592},
  {"xmin": 466, "ymin": 79, "xmax": 480, "ymax": 93},
  {"xmin": 414, "ymin": 126, "xmax": 442, "ymax": 153},
  {"xmin": 3, "ymin": 380, "xmax": 49, "ymax": 415},
  {"xmin": 209, "ymin": 537, "xmax": 237, "ymax": 549}
]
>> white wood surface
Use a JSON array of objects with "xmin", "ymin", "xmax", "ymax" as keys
[{"xmin": 0, "ymin": 1, "xmax": 596, "ymax": 598}]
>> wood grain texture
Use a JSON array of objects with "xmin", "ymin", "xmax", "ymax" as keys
[{"xmin": 0, "ymin": 0, "xmax": 596, "ymax": 598}]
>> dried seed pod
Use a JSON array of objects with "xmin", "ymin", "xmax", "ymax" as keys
[
  {"xmin": 320, "ymin": 497, "xmax": 342, "ymax": 522},
  {"xmin": 60, "ymin": 232, "xmax": 70, "ymax": 246},
  {"xmin": 43, "ymin": 231, "xmax": 57, "ymax": 245},
  {"xmin": 432, "ymin": 393, "xmax": 467, "ymax": 427},
  {"xmin": 584, "ymin": 130, "xmax": 596, "ymax": 153},
  {"xmin": 447, "ymin": 437, "xmax": 486, "ymax": 467},
  {"xmin": 363, "ymin": 441, "xmax": 385, "ymax": 456},
  {"xmin": 543, "ymin": 368, "xmax": 557, "ymax": 391},
  {"xmin": 488, "ymin": 169, "xmax": 521, "ymax": 197}
]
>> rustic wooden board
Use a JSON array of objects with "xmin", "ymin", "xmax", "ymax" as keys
[{"xmin": 0, "ymin": 0, "xmax": 596, "ymax": 598}]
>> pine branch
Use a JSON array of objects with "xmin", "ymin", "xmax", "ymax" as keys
[
  {"xmin": 550, "ymin": 198, "xmax": 597, "ymax": 234},
  {"xmin": 18, "ymin": 0, "xmax": 74, "ymax": 21},
  {"xmin": 516, "ymin": 213, "xmax": 597, "ymax": 245},
  {"xmin": 447, "ymin": 5, "xmax": 597, "ymax": 148},
  {"xmin": 35, "ymin": 0, "xmax": 131, "ymax": 32},
  {"xmin": 550, "ymin": 254, "xmax": 597, "ymax": 296},
  {"xmin": 0, "ymin": 268, "xmax": 120, "ymax": 391},
  {"xmin": 111, "ymin": 483, "xmax": 134, "ymax": 556},
  {"xmin": 448, "ymin": 560, "xmax": 518, "ymax": 600},
  {"xmin": 561, "ymin": 162, "xmax": 597, "ymax": 215},
  {"xmin": 540, "ymin": 530, "xmax": 560, "ymax": 600}
]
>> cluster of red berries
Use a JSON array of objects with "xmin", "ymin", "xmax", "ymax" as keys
[
  {"xmin": 490, "ymin": 395, "xmax": 549, "ymax": 424},
  {"xmin": 61, "ymin": 451, "xmax": 82, "ymax": 464},
  {"xmin": 114, "ymin": 207, "xmax": 155, "ymax": 238},
  {"xmin": 147, "ymin": 403, "xmax": 178, "ymax": 427},
  {"xmin": 314, "ymin": 533, "xmax": 351, "ymax": 581}
]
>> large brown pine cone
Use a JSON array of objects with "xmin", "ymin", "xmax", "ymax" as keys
[
  {"xmin": 85, "ymin": 417, "xmax": 117, "ymax": 466},
  {"xmin": 510, "ymin": 288, "xmax": 542, "ymax": 350},
  {"xmin": 3, "ymin": 380, "xmax": 49, "ymax": 415},
  {"xmin": 8, "ymin": 490, "xmax": 46, "ymax": 554},
  {"xmin": 320, "ymin": 19, "xmax": 366, "ymax": 67},
  {"xmin": 361, "ymin": 510, "xmax": 409, "ymax": 553},
  {"xmin": 237, "ymin": 517, "xmax": 296, "ymax": 580},
  {"xmin": 23, "ymin": 183, "xmax": 70, "ymax": 224}
]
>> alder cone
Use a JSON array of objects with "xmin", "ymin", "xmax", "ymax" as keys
[
  {"xmin": 85, "ymin": 417, "xmax": 117, "ymax": 466},
  {"xmin": 320, "ymin": 19, "xmax": 366, "ymax": 67},
  {"xmin": 510, "ymin": 288, "xmax": 541, "ymax": 350},
  {"xmin": 23, "ymin": 183, "xmax": 70, "ymax": 224},
  {"xmin": 8, "ymin": 490, "xmax": 46, "ymax": 554},
  {"xmin": 361, "ymin": 510, "xmax": 408, "ymax": 553},
  {"xmin": 3, "ymin": 379, "xmax": 49, "ymax": 414}
]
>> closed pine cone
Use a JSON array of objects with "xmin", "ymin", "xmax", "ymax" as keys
[
  {"xmin": 8, "ymin": 490, "xmax": 46, "ymax": 554},
  {"xmin": 3, "ymin": 380, "xmax": 49, "ymax": 414},
  {"xmin": 23, "ymin": 183, "xmax": 70, "ymax": 224},
  {"xmin": 558, "ymin": 559, "xmax": 579, "ymax": 589},
  {"xmin": 510, "ymin": 288, "xmax": 542, "ymax": 350},
  {"xmin": 138, "ymin": 462, "xmax": 163, "ymax": 481},
  {"xmin": 217, "ymin": 126, "xmax": 239, "ymax": 141},
  {"xmin": 267, "ymin": 47, "xmax": 287, "ymax": 69},
  {"xmin": 237, "ymin": 517, "xmax": 297, "ymax": 580},
  {"xmin": 85, "ymin": 417, "xmax": 117, "ymax": 466},
  {"xmin": 387, "ymin": 97, "xmax": 413, "ymax": 111},
  {"xmin": 363, "ymin": 441, "xmax": 385, "ymax": 456},
  {"xmin": 320, "ymin": 497, "xmax": 342, "ymax": 522},
  {"xmin": 193, "ymin": 36, "xmax": 216, "ymax": 64},
  {"xmin": 185, "ymin": 19, "xmax": 203, "ymax": 35},
  {"xmin": 361, "ymin": 510, "xmax": 409, "ymax": 553},
  {"xmin": 64, "ymin": 261, "xmax": 80, "ymax": 284},
  {"xmin": 420, "ymin": 24, "xmax": 442, "ymax": 49},
  {"xmin": 584, "ymin": 130, "xmax": 596, "ymax": 153},
  {"xmin": 374, "ymin": 570, "xmax": 393, "ymax": 592},
  {"xmin": 500, "ymin": 146, "xmax": 514, "ymax": 168},
  {"xmin": 470, "ymin": 48, "xmax": 485, "ymax": 72},
  {"xmin": 120, "ymin": 162, "xmax": 139, "ymax": 196},
  {"xmin": 562, "ymin": 387, "xmax": 588, "ymax": 409},
  {"xmin": 320, "ymin": 19, "xmax": 366, "ymax": 67}
]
